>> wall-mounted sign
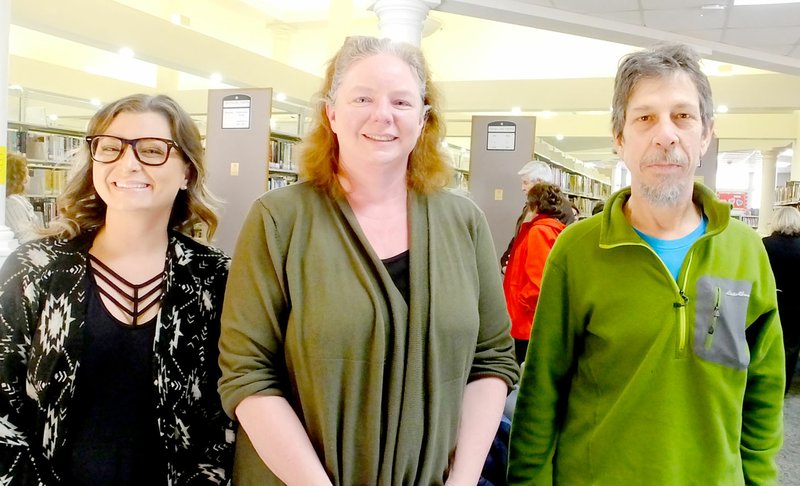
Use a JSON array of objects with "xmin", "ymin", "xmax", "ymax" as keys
[
  {"xmin": 222, "ymin": 94, "xmax": 251, "ymax": 129},
  {"xmin": 487, "ymin": 121, "xmax": 516, "ymax": 151}
]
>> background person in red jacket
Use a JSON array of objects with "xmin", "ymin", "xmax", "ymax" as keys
[{"xmin": 503, "ymin": 182, "xmax": 574, "ymax": 363}]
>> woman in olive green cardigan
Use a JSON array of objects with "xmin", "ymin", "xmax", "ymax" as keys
[{"xmin": 218, "ymin": 36, "xmax": 519, "ymax": 485}]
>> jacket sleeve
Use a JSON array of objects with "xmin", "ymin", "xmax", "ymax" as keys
[
  {"xmin": 740, "ymin": 260, "xmax": 785, "ymax": 486},
  {"xmin": 218, "ymin": 200, "xmax": 290, "ymax": 419},
  {"xmin": 468, "ymin": 211, "xmax": 520, "ymax": 387},
  {"xmin": 516, "ymin": 226, "xmax": 556, "ymax": 314},
  {"xmin": 508, "ymin": 257, "xmax": 577, "ymax": 486},
  {"xmin": 0, "ymin": 248, "xmax": 55, "ymax": 485},
  {"xmin": 176, "ymin": 252, "xmax": 236, "ymax": 485}
]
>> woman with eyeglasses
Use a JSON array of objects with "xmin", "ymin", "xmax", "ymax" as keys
[
  {"xmin": 0, "ymin": 94, "xmax": 234, "ymax": 485},
  {"xmin": 218, "ymin": 37, "xmax": 519, "ymax": 485}
]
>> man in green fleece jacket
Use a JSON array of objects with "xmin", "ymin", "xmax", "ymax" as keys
[{"xmin": 508, "ymin": 43, "xmax": 785, "ymax": 485}]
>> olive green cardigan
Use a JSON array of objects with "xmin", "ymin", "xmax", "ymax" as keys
[{"xmin": 218, "ymin": 182, "xmax": 519, "ymax": 485}]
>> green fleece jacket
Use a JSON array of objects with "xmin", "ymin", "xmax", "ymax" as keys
[
  {"xmin": 218, "ymin": 182, "xmax": 519, "ymax": 485},
  {"xmin": 509, "ymin": 183, "xmax": 784, "ymax": 485}
]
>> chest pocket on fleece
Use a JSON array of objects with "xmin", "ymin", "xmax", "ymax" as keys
[{"xmin": 693, "ymin": 275, "xmax": 752, "ymax": 370}]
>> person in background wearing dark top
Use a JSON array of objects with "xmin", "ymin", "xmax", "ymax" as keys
[
  {"xmin": 501, "ymin": 160, "xmax": 553, "ymax": 273},
  {"xmin": 509, "ymin": 43, "xmax": 783, "ymax": 485},
  {"xmin": 591, "ymin": 199, "xmax": 605, "ymax": 215},
  {"xmin": 217, "ymin": 36, "xmax": 518, "ymax": 486},
  {"xmin": 763, "ymin": 205, "xmax": 800, "ymax": 394},
  {"xmin": 4, "ymin": 152, "xmax": 42, "ymax": 243},
  {"xmin": 503, "ymin": 182, "xmax": 574, "ymax": 363},
  {"xmin": 0, "ymin": 94, "xmax": 234, "ymax": 485}
]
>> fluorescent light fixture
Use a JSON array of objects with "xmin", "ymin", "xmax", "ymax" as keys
[
  {"xmin": 700, "ymin": 4, "xmax": 726, "ymax": 9},
  {"xmin": 734, "ymin": 0, "xmax": 800, "ymax": 5},
  {"xmin": 556, "ymin": 134, "xmax": 565, "ymax": 141},
  {"xmin": 118, "ymin": 47, "xmax": 134, "ymax": 58},
  {"xmin": 275, "ymin": 92, "xmax": 288, "ymax": 102},
  {"xmin": 89, "ymin": 98, "xmax": 102, "ymax": 107},
  {"xmin": 48, "ymin": 114, "xmax": 59, "ymax": 121},
  {"xmin": 510, "ymin": 106, "xmax": 522, "ymax": 114},
  {"xmin": 716, "ymin": 105, "xmax": 729, "ymax": 113},
  {"xmin": 210, "ymin": 72, "xmax": 223, "ymax": 83},
  {"xmin": 585, "ymin": 162, "xmax": 597, "ymax": 169}
]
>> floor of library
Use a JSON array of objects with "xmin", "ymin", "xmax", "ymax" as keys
[{"xmin": 780, "ymin": 370, "xmax": 800, "ymax": 485}]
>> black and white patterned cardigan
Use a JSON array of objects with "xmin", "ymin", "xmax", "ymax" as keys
[{"xmin": 0, "ymin": 230, "xmax": 235, "ymax": 485}]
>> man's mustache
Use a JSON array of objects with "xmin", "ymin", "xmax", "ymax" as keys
[{"xmin": 642, "ymin": 148, "xmax": 689, "ymax": 167}]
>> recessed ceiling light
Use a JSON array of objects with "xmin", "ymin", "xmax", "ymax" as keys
[
  {"xmin": 48, "ymin": 114, "xmax": 59, "ymax": 121},
  {"xmin": 700, "ymin": 4, "xmax": 726, "ymax": 10},
  {"xmin": 716, "ymin": 105, "xmax": 729, "ymax": 113},
  {"xmin": 210, "ymin": 73, "xmax": 223, "ymax": 83},
  {"xmin": 275, "ymin": 92, "xmax": 287, "ymax": 102},
  {"xmin": 89, "ymin": 98, "xmax": 102, "ymax": 107},
  {"xmin": 118, "ymin": 47, "xmax": 134, "ymax": 58},
  {"xmin": 733, "ymin": 0, "xmax": 800, "ymax": 5},
  {"xmin": 510, "ymin": 106, "xmax": 522, "ymax": 114},
  {"xmin": 556, "ymin": 134, "xmax": 565, "ymax": 141}
]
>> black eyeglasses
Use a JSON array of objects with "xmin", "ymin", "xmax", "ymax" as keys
[{"xmin": 85, "ymin": 135, "xmax": 181, "ymax": 166}]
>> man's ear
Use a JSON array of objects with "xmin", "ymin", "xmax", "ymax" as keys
[
  {"xmin": 614, "ymin": 133, "xmax": 625, "ymax": 161},
  {"xmin": 700, "ymin": 118, "xmax": 715, "ymax": 156}
]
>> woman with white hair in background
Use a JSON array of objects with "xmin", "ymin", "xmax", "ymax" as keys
[
  {"xmin": 501, "ymin": 160, "xmax": 558, "ymax": 272},
  {"xmin": 763, "ymin": 205, "xmax": 800, "ymax": 394}
]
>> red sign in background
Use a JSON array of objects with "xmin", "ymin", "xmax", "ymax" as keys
[{"xmin": 718, "ymin": 191, "xmax": 748, "ymax": 209}]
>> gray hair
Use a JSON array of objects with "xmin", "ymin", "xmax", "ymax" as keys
[
  {"xmin": 518, "ymin": 160, "xmax": 553, "ymax": 183},
  {"xmin": 611, "ymin": 43, "xmax": 714, "ymax": 141},
  {"xmin": 768, "ymin": 206, "xmax": 800, "ymax": 236},
  {"xmin": 326, "ymin": 36, "xmax": 427, "ymax": 106}
]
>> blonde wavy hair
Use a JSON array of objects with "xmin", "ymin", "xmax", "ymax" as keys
[
  {"xmin": 6, "ymin": 153, "xmax": 29, "ymax": 196},
  {"xmin": 42, "ymin": 94, "xmax": 220, "ymax": 240},
  {"xmin": 298, "ymin": 36, "xmax": 452, "ymax": 198}
]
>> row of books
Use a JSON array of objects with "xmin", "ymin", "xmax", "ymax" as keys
[
  {"xmin": 551, "ymin": 166, "xmax": 611, "ymax": 200},
  {"xmin": 269, "ymin": 139, "xmax": 297, "ymax": 171},
  {"xmin": 775, "ymin": 181, "xmax": 800, "ymax": 204},
  {"xmin": 29, "ymin": 196, "xmax": 58, "ymax": 228},
  {"xmin": 571, "ymin": 196, "xmax": 603, "ymax": 217},
  {"xmin": 8, "ymin": 130, "xmax": 82, "ymax": 163},
  {"xmin": 28, "ymin": 168, "xmax": 68, "ymax": 197},
  {"xmin": 268, "ymin": 175, "xmax": 297, "ymax": 191}
]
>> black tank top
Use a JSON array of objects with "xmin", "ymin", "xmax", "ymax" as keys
[{"xmin": 64, "ymin": 278, "xmax": 166, "ymax": 485}]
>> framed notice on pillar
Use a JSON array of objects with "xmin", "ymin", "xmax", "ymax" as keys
[
  {"xmin": 221, "ymin": 94, "xmax": 251, "ymax": 129},
  {"xmin": 486, "ymin": 121, "xmax": 516, "ymax": 151}
]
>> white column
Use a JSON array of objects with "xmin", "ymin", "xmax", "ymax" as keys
[
  {"xmin": 792, "ymin": 110, "xmax": 800, "ymax": 181},
  {"xmin": 758, "ymin": 148, "xmax": 780, "ymax": 235},
  {"xmin": 370, "ymin": 0, "xmax": 441, "ymax": 46},
  {"xmin": 0, "ymin": 0, "xmax": 18, "ymax": 264}
]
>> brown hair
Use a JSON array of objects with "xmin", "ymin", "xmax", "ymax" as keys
[
  {"xmin": 6, "ymin": 153, "xmax": 29, "ymax": 196},
  {"xmin": 43, "ymin": 94, "xmax": 219, "ymax": 240},
  {"xmin": 612, "ymin": 43, "xmax": 714, "ymax": 142},
  {"xmin": 298, "ymin": 36, "xmax": 452, "ymax": 198},
  {"xmin": 527, "ymin": 182, "xmax": 574, "ymax": 225}
]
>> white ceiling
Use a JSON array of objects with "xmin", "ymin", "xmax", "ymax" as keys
[{"xmin": 7, "ymin": 0, "xmax": 800, "ymax": 175}]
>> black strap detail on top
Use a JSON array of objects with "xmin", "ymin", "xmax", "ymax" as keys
[{"xmin": 88, "ymin": 254, "xmax": 165, "ymax": 326}]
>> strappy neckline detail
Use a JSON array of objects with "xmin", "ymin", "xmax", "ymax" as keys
[{"xmin": 88, "ymin": 254, "xmax": 166, "ymax": 326}]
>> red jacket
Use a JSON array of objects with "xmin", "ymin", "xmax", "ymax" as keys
[{"xmin": 502, "ymin": 215, "xmax": 565, "ymax": 340}]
